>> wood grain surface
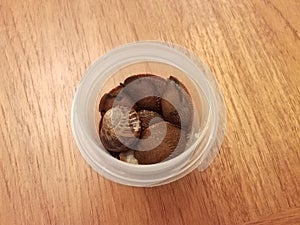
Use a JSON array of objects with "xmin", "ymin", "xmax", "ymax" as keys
[{"xmin": 1, "ymin": 0, "xmax": 300, "ymax": 224}]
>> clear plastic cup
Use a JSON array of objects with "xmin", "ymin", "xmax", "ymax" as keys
[{"xmin": 71, "ymin": 41, "xmax": 226, "ymax": 187}]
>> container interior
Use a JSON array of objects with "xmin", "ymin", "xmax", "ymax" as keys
[{"xmin": 94, "ymin": 61, "xmax": 210, "ymax": 163}]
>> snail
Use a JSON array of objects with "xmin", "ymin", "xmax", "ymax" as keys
[
  {"xmin": 161, "ymin": 76, "xmax": 193, "ymax": 132},
  {"xmin": 99, "ymin": 106, "xmax": 141, "ymax": 152},
  {"xmin": 134, "ymin": 121, "xmax": 187, "ymax": 164},
  {"xmin": 123, "ymin": 74, "xmax": 166, "ymax": 113},
  {"xmin": 138, "ymin": 110, "xmax": 164, "ymax": 133},
  {"xmin": 99, "ymin": 85, "xmax": 134, "ymax": 116}
]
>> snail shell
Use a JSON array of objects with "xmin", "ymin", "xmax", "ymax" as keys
[
  {"xmin": 138, "ymin": 110, "xmax": 164, "ymax": 133},
  {"xmin": 119, "ymin": 151, "xmax": 139, "ymax": 164},
  {"xmin": 99, "ymin": 106, "xmax": 141, "ymax": 152},
  {"xmin": 99, "ymin": 85, "xmax": 134, "ymax": 116},
  {"xmin": 161, "ymin": 76, "xmax": 193, "ymax": 132},
  {"xmin": 123, "ymin": 74, "xmax": 166, "ymax": 113},
  {"xmin": 134, "ymin": 121, "xmax": 186, "ymax": 164}
]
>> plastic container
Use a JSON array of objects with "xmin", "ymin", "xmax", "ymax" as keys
[{"xmin": 71, "ymin": 41, "xmax": 226, "ymax": 187}]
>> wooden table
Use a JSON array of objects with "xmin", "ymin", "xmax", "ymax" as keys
[{"xmin": 1, "ymin": 0, "xmax": 300, "ymax": 224}]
